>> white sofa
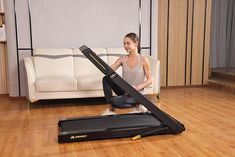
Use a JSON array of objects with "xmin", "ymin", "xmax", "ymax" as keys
[{"xmin": 24, "ymin": 48, "xmax": 160, "ymax": 103}]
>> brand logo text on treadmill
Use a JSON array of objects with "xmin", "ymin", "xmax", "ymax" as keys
[{"xmin": 70, "ymin": 135, "xmax": 87, "ymax": 139}]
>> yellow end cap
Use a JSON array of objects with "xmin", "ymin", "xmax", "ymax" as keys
[{"xmin": 132, "ymin": 135, "xmax": 141, "ymax": 140}]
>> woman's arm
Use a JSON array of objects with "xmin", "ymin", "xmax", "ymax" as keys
[
  {"xmin": 111, "ymin": 56, "xmax": 124, "ymax": 71},
  {"xmin": 134, "ymin": 56, "xmax": 152, "ymax": 91}
]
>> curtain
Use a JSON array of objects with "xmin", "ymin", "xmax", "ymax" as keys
[{"xmin": 210, "ymin": 0, "xmax": 235, "ymax": 68}]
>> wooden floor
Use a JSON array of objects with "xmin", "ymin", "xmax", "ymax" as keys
[{"xmin": 0, "ymin": 87, "xmax": 235, "ymax": 157}]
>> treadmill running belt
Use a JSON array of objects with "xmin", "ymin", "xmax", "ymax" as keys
[{"xmin": 60, "ymin": 114, "xmax": 161, "ymax": 133}]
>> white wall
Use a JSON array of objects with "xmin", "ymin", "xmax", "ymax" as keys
[{"xmin": 4, "ymin": 0, "xmax": 158, "ymax": 97}]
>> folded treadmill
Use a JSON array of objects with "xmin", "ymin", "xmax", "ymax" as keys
[{"xmin": 58, "ymin": 45, "xmax": 185, "ymax": 143}]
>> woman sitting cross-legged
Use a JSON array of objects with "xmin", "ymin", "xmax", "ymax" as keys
[{"xmin": 102, "ymin": 32, "xmax": 152, "ymax": 115}]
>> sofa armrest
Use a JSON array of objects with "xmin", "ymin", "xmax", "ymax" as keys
[
  {"xmin": 144, "ymin": 55, "xmax": 160, "ymax": 94},
  {"xmin": 24, "ymin": 57, "xmax": 37, "ymax": 102}
]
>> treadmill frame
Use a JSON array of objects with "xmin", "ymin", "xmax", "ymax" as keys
[{"xmin": 58, "ymin": 45, "xmax": 185, "ymax": 143}]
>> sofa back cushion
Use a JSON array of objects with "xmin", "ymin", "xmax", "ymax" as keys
[
  {"xmin": 33, "ymin": 48, "xmax": 74, "ymax": 78},
  {"xmin": 73, "ymin": 48, "xmax": 107, "ymax": 91},
  {"xmin": 106, "ymin": 48, "xmax": 126, "ymax": 77}
]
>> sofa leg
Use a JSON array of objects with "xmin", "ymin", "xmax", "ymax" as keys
[
  {"xmin": 156, "ymin": 93, "xmax": 161, "ymax": 108},
  {"xmin": 27, "ymin": 99, "xmax": 38, "ymax": 109},
  {"xmin": 27, "ymin": 101, "xmax": 31, "ymax": 109},
  {"xmin": 27, "ymin": 100, "xmax": 32, "ymax": 109},
  {"xmin": 30, "ymin": 99, "xmax": 38, "ymax": 103}
]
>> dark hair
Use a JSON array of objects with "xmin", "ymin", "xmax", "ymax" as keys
[{"xmin": 125, "ymin": 33, "xmax": 141, "ymax": 53}]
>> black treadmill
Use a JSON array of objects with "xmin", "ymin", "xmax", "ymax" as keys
[{"xmin": 58, "ymin": 45, "xmax": 185, "ymax": 143}]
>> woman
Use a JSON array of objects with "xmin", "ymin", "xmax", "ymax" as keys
[{"xmin": 102, "ymin": 33, "xmax": 152, "ymax": 115}]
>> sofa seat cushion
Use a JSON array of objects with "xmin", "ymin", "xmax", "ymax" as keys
[
  {"xmin": 35, "ymin": 77, "xmax": 77, "ymax": 92},
  {"xmin": 76, "ymin": 74, "xmax": 103, "ymax": 91}
]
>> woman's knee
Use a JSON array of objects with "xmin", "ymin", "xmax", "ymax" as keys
[{"xmin": 102, "ymin": 76, "xmax": 109, "ymax": 84}]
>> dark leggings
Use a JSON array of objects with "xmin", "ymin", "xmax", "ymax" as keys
[
  {"xmin": 102, "ymin": 76, "xmax": 125, "ymax": 103},
  {"xmin": 102, "ymin": 76, "xmax": 138, "ymax": 106}
]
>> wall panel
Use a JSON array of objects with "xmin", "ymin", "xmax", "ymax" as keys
[
  {"xmin": 191, "ymin": 0, "xmax": 206, "ymax": 85},
  {"xmin": 203, "ymin": 0, "xmax": 212, "ymax": 84},
  {"xmin": 0, "ymin": 10, "xmax": 8, "ymax": 94},
  {"xmin": 158, "ymin": 0, "xmax": 211, "ymax": 87},
  {"xmin": 158, "ymin": 0, "xmax": 168, "ymax": 86},
  {"xmin": 168, "ymin": 0, "xmax": 187, "ymax": 86},
  {"xmin": 186, "ymin": 0, "xmax": 193, "ymax": 85},
  {"xmin": 0, "ymin": 43, "xmax": 8, "ymax": 94}
]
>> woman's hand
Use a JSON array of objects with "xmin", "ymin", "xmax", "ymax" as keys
[{"xmin": 132, "ymin": 85, "xmax": 141, "ymax": 91}]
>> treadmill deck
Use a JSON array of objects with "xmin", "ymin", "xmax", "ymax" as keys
[
  {"xmin": 58, "ymin": 113, "xmax": 164, "ymax": 143},
  {"xmin": 60, "ymin": 113, "xmax": 162, "ymax": 132}
]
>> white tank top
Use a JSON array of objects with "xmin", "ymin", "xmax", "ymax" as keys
[{"xmin": 122, "ymin": 54, "xmax": 145, "ymax": 94}]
